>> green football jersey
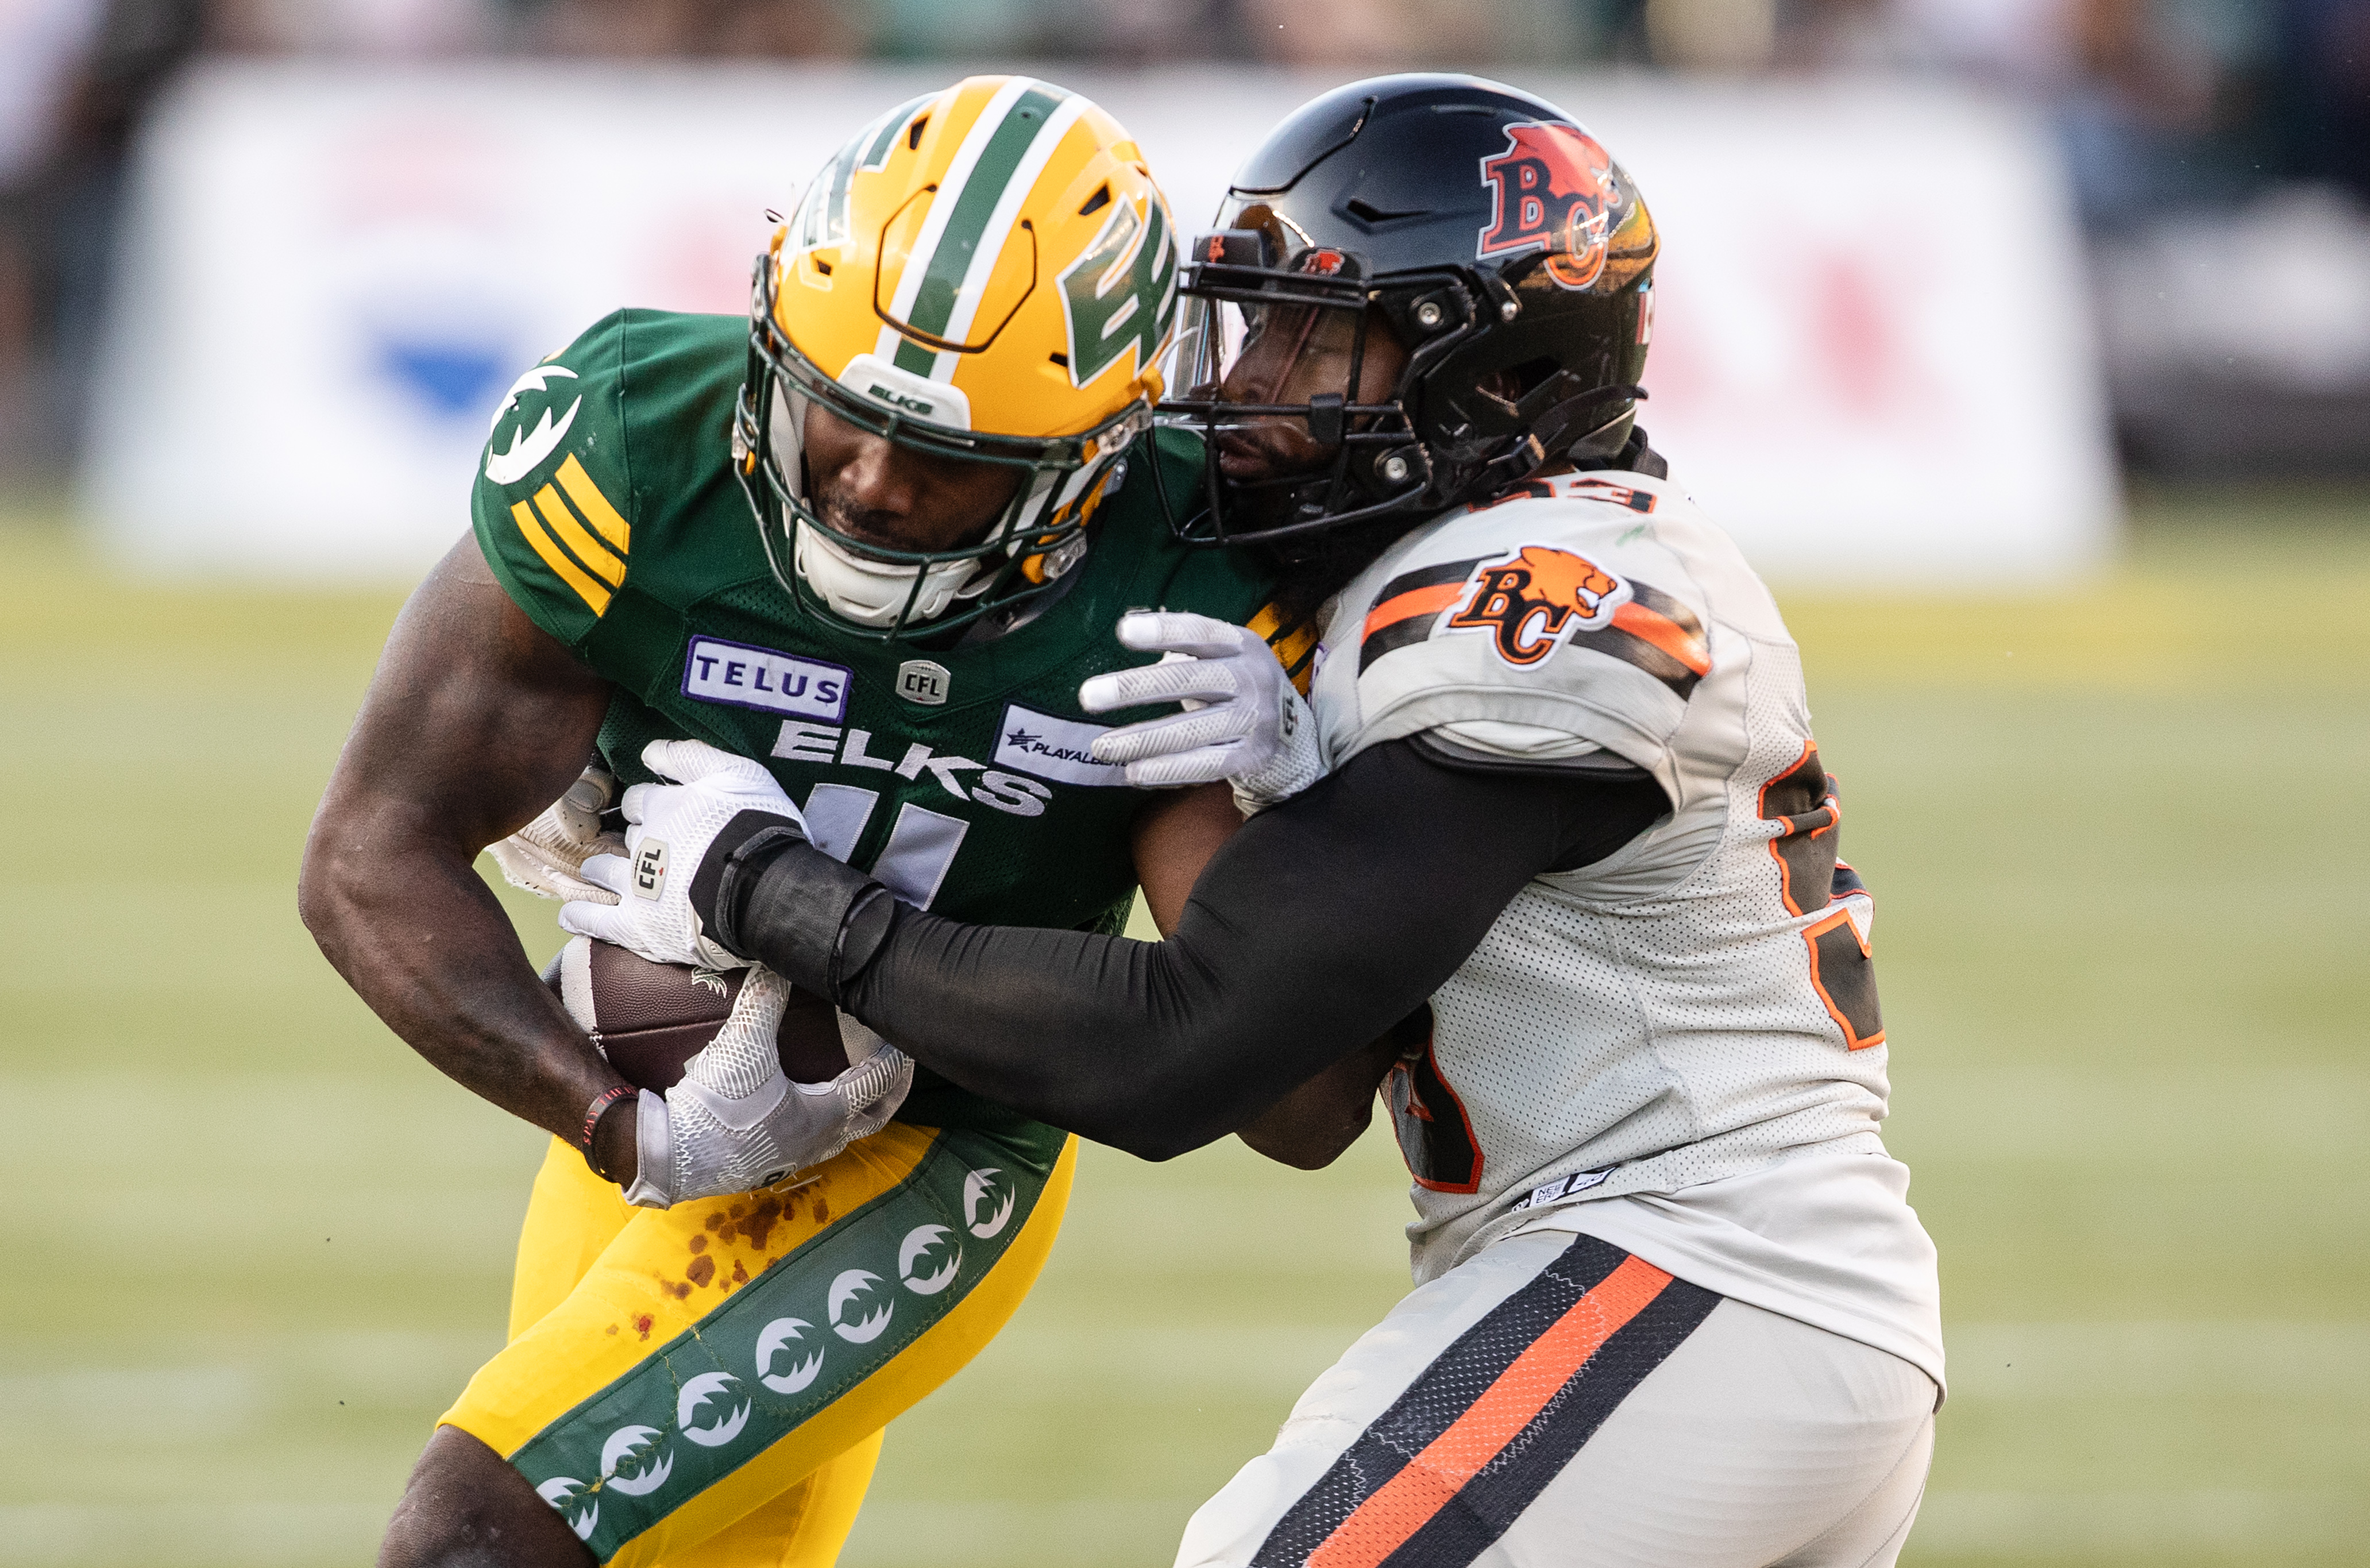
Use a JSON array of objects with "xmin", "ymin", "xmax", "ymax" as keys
[{"xmin": 473, "ymin": 308, "xmax": 1282, "ymax": 1129}]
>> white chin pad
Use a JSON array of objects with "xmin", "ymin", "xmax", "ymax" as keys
[
  {"xmin": 793, "ymin": 520, "xmax": 982, "ymax": 627},
  {"xmin": 773, "ymin": 368, "xmax": 1010, "ymax": 628}
]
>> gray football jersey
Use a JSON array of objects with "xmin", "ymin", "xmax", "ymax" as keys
[{"xmin": 1310, "ymin": 470, "xmax": 1894, "ymax": 1281}]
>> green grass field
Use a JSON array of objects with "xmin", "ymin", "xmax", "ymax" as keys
[{"xmin": 2, "ymin": 490, "xmax": 2365, "ymax": 1567}]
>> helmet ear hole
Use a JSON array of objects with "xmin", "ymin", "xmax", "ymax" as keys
[
  {"xmin": 1504, "ymin": 356, "xmax": 1560, "ymax": 399},
  {"xmin": 1470, "ymin": 356, "xmax": 1558, "ymax": 416}
]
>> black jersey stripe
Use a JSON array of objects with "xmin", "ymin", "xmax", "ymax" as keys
[
  {"xmin": 1564, "ymin": 624, "xmax": 1702, "ymax": 698},
  {"xmin": 1376, "ymin": 1276, "xmax": 1721, "ymax": 1568},
  {"xmin": 1357, "ymin": 558, "xmax": 1489, "ymax": 675},
  {"xmin": 1373, "ymin": 556, "xmax": 1490, "ymax": 607},
  {"xmin": 1248, "ymin": 1235, "xmax": 1635, "ymax": 1567},
  {"xmin": 1627, "ymin": 580, "xmax": 1704, "ymax": 641},
  {"xmin": 1358, "ymin": 615, "xmax": 1438, "ymax": 674}
]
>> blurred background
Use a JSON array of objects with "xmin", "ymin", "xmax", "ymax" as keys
[{"xmin": 1, "ymin": 2, "xmax": 2365, "ymax": 1566}]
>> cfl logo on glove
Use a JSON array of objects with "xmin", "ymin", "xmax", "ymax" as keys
[
  {"xmin": 631, "ymin": 839, "xmax": 669, "ymax": 901},
  {"xmin": 1446, "ymin": 546, "xmax": 1630, "ymax": 667}
]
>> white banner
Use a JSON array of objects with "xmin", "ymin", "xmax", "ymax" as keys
[{"xmin": 87, "ymin": 62, "xmax": 2117, "ymax": 584}]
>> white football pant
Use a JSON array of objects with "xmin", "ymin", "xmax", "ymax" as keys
[{"xmin": 1176, "ymin": 1232, "xmax": 1937, "ymax": 1568}]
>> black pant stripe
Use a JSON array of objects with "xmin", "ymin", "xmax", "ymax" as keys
[
  {"xmin": 1248, "ymin": 1235, "xmax": 1634, "ymax": 1568},
  {"xmin": 1379, "ymin": 1276, "xmax": 1722, "ymax": 1568}
]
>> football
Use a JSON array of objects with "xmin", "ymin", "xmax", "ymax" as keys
[{"xmin": 542, "ymin": 936, "xmax": 855, "ymax": 1091}]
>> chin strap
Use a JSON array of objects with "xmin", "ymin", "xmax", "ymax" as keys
[{"xmin": 1456, "ymin": 378, "xmax": 1648, "ymax": 503}]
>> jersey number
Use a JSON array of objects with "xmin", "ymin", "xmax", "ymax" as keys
[
  {"xmin": 802, "ymin": 783, "xmax": 967, "ymax": 909},
  {"xmin": 1759, "ymin": 744, "xmax": 1885, "ymax": 1049},
  {"xmin": 1381, "ymin": 1005, "xmax": 1484, "ymax": 1194}
]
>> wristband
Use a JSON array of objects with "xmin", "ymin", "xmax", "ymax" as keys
[{"xmin": 578, "ymin": 1083, "xmax": 636, "ymax": 1179}]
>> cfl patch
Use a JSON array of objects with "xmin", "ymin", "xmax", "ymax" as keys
[
  {"xmin": 682, "ymin": 636, "xmax": 851, "ymax": 723},
  {"xmin": 631, "ymin": 838, "xmax": 669, "ymax": 901},
  {"xmin": 993, "ymin": 705, "xmax": 1126, "ymax": 787}
]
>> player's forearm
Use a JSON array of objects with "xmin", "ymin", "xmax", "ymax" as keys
[
  {"xmin": 724, "ymin": 744, "xmax": 1568, "ymax": 1158},
  {"xmin": 300, "ymin": 801, "xmax": 628, "ymax": 1154},
  {"xmin": 844, "ymin": 914, "xmax": 1323, "ymax": 1158},
  {"xmin": 300, "ymin": 534, "xmax": 631, "ymax": 1167},
  {"xmin": 1233, "ymin": 1032, "xmax": 1402, "ymax": 1169}
]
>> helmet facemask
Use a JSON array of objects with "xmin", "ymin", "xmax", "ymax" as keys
[
  {"xmin": 1159, "ymin": 232, "xmax": 1465, "ymax": 547},
  {"xmin": 735, "ymin": 254, "xmax": 1138, "ymax": 643},
  {"xmin": 1152, "ymin": 78, "xmax": 1661, "ymax": 554}
]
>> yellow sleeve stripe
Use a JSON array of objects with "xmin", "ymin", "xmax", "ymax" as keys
[
  {"xmin": 1248, "ymin": 601, "xmax": 1321, "ymax": 696},
  {"xmin": 510, "ymin": 500, "xmax": 613, "ymax": 616},
  {"xmin": 557, "ymin": 453, "xmax": 631, "ymax": 554},
  {"xmin": 532, "ymin": 484, "xmax": 625, "ymax": 588}
]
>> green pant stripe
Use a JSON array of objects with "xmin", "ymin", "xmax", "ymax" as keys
[{"xmin": 512, "ymin": 1122, "xmax": 1064, "ymax": 1558}]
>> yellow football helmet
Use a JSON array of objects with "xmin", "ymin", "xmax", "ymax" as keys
[{"xmin": 734, "ymin": 76, "xmax": 1182, "ymax": 640}]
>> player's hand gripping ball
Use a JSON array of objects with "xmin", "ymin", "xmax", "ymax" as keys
[
  {"xmin": 624, "ymin": 965, "xmax": 912, "ymax": 1208},
  {"xmin": 561, "ymin": 739, "xmax": 806, "ymax": 970},
  {"xmin": 1079, "ymin": 611, "xmax": 1326, "ymax": 813},
  {"xmin": 543, "ymin": 935, "xmax": 857, "ymax": 1090}
]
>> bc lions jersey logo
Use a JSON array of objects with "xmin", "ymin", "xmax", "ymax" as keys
[
  {"xmin": 1476, "ymin": 122, "xmax": 1619, "ymax": 291},
  {"xmin": 1446, "ymin": 545, "xmax": 1627, "ymax": 665}
]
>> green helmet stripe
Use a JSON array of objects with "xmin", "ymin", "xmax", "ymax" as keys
[
  {"xmin": 888, "ymin": 80, "xmax": 1072, "ymax": 377},
  {"xmin": 860, "ymin": 92, "xmax": 932, "ymax": 172},
  {"xmin": 931, "ymin": 92, "xmax": 1090, "ymax": 366}
]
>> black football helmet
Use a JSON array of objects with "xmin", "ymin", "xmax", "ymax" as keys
[{"xmin": 1157, "ymin": 74, "xmax": 1658, "ymax": 546}]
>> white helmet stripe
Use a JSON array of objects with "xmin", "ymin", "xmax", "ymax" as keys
[
  {"xmin": 873, "ymin": 76, "xmax": 1040, "ymax": 364},
  {"xmin": 924, "ymin": 91, "xmax": 1093, "ymax": 384}
]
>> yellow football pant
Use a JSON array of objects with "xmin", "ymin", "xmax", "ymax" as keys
[{"xmin": 444, "ymin": 1121, "xmax": 1074, "ymax": 1566}]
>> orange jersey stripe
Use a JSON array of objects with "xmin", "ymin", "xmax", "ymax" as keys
[
  {"xmin": 1609, "ymin": 600, "xmax": 1710, "ymax": 675},
  {"xmin": 1308, "ymin": 1256, "xmax": 1676, "ymax": 1568},
  {"xmin": 1361, "ymin": 582, "xmax": 1468, "ymax": 643}
]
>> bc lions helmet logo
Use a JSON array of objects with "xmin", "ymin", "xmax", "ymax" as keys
[
  {"xmin": 1446, "ymin": 546, "xmax": 1626, "ymax": 665},
  {"xmin": 1476, "ymin": 123, "xmax": 1619, "ymax": 291}
]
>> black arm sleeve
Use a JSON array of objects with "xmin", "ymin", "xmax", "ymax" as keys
[{"xmin": 802, "ymin": 739, "xmax": 1665, "ymax": 1159}]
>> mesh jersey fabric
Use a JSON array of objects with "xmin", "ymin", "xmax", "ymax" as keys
[
  {"xmin": 1308, "ymin": 469, "xmax": 1937, "ymax": 1360},
  {"xmin": 470, "ymin": 307, "xmax": 1280, "ymax": 1127}
]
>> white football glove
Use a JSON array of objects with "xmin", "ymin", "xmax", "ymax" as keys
[
  {"xmin": 487, "ymin": 762, "xmax": 627, "ymax": 903},
  {"xmin": 560, "ymin": 739, "xmax": 805, "ymax": 970},
  {"xmin": 1079, "ymin": 611, "xmax": 1325, "ymax": 813},
  {"xmin": 620, "ymin": 965, "xmax": 913, "ymax": 1208}
]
